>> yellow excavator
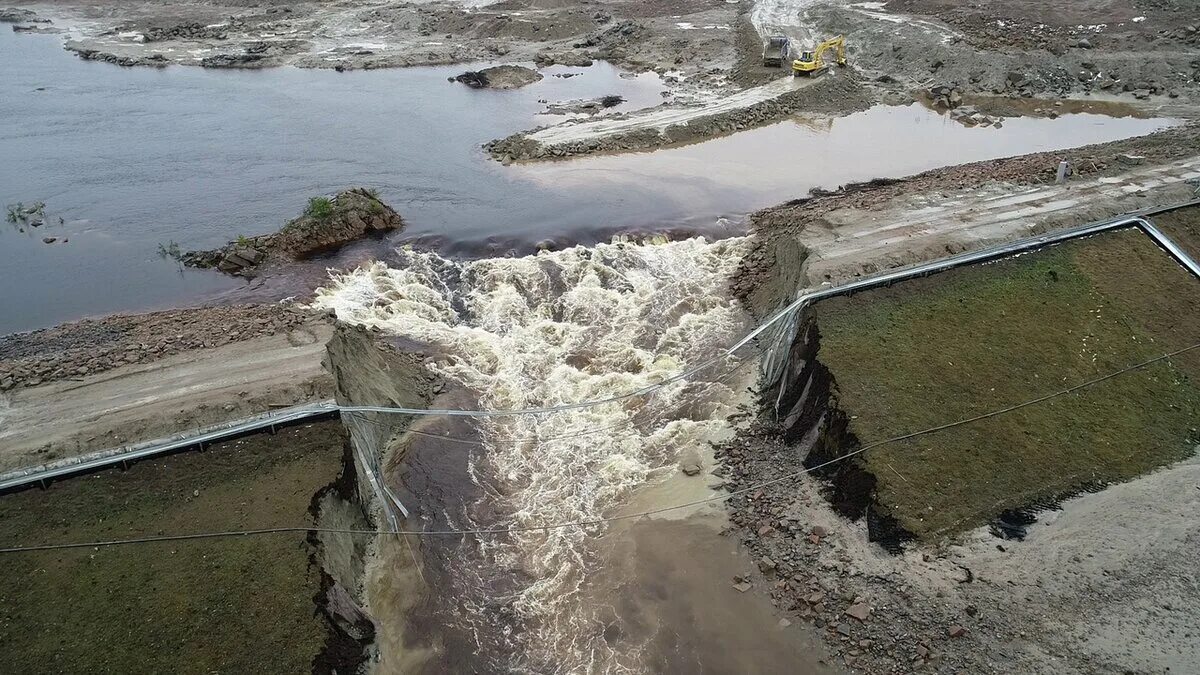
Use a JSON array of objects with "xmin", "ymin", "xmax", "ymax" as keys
[{"xmin": 792, "ymin": 36, "xmax": 846, "ymax": 76}]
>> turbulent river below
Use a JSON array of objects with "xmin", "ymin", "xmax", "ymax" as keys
[{"xmin": 314, "ymin": 237, "xmax": 834, "ymax": 672}]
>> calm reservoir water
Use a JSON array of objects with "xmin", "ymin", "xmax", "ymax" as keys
[{"xmin": 0, "ymin": 27, "xmax": 1178, "ymax": 333}]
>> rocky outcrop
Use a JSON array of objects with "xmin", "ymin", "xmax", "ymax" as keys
[
  {"xmin": 184, "ymin": 188, "xmax": 404, "ymax": 277},
  {"xmin": 200, "ymin": 53, "xmax": 266, "ymax": 69},
  {"xmin": 143, "ymin": 22, "xmax": 228, "ymax": 42},
  {"xmin": 542, "ymin": 95, "xmax": 624, "ymax": 116},
  {"xmin": 70, "ymin": 47, "xmax": 169, "ymax": 68},
  {"xmin": 452, "ymin": 64, "xmax": 543, "ymax": 89},
  {"xmin": 534, "ymin": 51, "xmax": 594, "ymax": 67}
]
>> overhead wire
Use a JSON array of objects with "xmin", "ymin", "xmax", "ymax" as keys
[
  {"xmin": 3, "ymin": 341, "xmax": 1193, "ymax": 554},
  {"xmin": 343, "ymin": 349, "xmax": 761, "ymax": 447}
]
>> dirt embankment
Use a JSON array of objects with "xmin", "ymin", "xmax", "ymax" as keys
[
  {"xmin": 716, "ymin": 226, "xmax": 1200, "ymax": 673},
  {"xmin": 487, "ymin": 74, "xmax": 872, "ymax": 161},
  {"xmin": 0, "ymin": 304, "xmax": 318, "ymax": 392},
  {"xmin": 732, "ymin": 123, "xmax": 1200, "ymax": 317},
  {"xmin": 325, "ymin": 323, "xmax": 471, "ymax": 673},
  {"xmin": 183, "ymin": 188, "xmax": 403, "ymax": 278},
  {"xmin": 1153, "ymin": 204, "xmax": 1200, "ymax": 261}
]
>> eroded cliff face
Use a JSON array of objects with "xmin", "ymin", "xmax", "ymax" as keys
[
  {"xmin": 322, "ymin": 322, "xmax": 444, "ymax": 672},
  {"xmin": 764, "ymin": 313, "xmax": 912, "ymax": 550}
]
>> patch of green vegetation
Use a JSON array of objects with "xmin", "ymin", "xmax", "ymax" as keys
[
  {"xmin": 813, "ymin": 229, "xmax": 1200, "ymax": 539},
  {"xmin": 7, "ymin": 201, "xmax": 47, "ymax": 224},
  {"xmin": 156, "ymin": 240, "xmax": 183, "ymax": 260},
  {"xmin": 306, "ymin": 196, "xmax": 334, "ymax": 221},
  {"xmin": 234, "ymin": 233, "xmax": 255, "ymax": 248},
  {"xmin": 0, "ymin": 423, "xmax": 346, "ymax": 674}
]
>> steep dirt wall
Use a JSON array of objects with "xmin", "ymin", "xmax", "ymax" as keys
[
  {"xmin": 762, "ymin": 312, "xmax": 911, "ymax": 550},
  {"xmin": 322, "ymin": 323, "xmax": 439, "ymax": 670}
]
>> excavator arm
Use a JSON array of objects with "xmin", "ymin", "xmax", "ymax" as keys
[
  {"xmin": 792, "ymin": 36, "xmax": 846, "ymax": 75},
  {"xmin": 813, "ymin": 36, "xmax": 846, "ymax": 67}
]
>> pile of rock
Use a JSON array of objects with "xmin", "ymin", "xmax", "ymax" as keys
[
  {"xmin": 0, "ymin": 8, "xmax": 47, "ymax": 23},
  {"xmin": 71, "ymin": 48, "xmax": 169, "ymax": 68},
  {"xmin": 534, "ymin": 51, "xmax": 594, "ymax": 67},
  {"xmin": 541, "ymin": 95, "xmax": 624, "ymax": 116},
  {"xmin": 928, "ymin": 84, "xmax": 964, "ymax": 109},
  {"xmin": 142, "ymin": 21, "xmax": 229, "ymax": 43},
  {"xmin": 183, "ymin": 188, "xmax": 404, "ymax": 277},
  {"xmin": 713, "ymin": 428, "xmax": 985, "ymax": 673},
  {"xmin": 947, "ymin": 105, "xmax": 1000, "ymax": 127}
]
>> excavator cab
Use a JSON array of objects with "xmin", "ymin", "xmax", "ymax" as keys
[{"xmin": 793, "ymin": 36, "xmax": 846, "ymax": 76}]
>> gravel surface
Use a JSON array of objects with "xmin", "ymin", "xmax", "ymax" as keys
[{"xmin": 0, "ymin": 304, "xmax": 319, "ymax": 391}]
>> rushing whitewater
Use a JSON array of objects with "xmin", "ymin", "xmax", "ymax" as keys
[{"xmin": 313, "ymin": 236, "xmax": 754, "ymax": 672}]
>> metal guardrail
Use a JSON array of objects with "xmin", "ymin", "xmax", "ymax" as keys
[
  {"xmin": 0, "ymin": 401, "xmax": 340, "ymax": 493},
  {"xmin": 1, "ymin": 201, "xmax": 1197, "ymax": 494}
]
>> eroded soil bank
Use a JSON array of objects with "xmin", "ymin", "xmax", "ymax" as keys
[{"xmin": 0, "ymin": 421, "xmax": 372, "ymax": 673}]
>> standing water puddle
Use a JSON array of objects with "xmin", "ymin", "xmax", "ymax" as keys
[{"xmin": 0, "ymin": 25, "xmax": 1180, "ymax": 334}]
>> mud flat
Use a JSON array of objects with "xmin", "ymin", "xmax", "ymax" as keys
[{"xmin": 0, "ymin": 421, "xmax": 364, "ymax": 673}]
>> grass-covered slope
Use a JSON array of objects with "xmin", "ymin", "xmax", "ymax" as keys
[{"xmin": 812, "ymin": 228, "xmax": 1200, "ymax": 539}]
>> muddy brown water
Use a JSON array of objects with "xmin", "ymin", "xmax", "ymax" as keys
[{"xmin": 1, "ymin": 27, "xmax": 1181, "ymax": 334}]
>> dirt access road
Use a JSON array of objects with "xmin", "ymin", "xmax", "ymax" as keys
[{"xmin": 0, "ymin": 324, "xmax": 332, "ymax": 472}]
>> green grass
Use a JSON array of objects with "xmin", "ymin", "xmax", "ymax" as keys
[
  {"xmin": 306, "ymin": 196, "xmax": 334, "ymax": 221},
  {"xmin": 0, "ymin": 423, "xmax": 345, "ymax": 674},
  {"xmin": 1152, "ymin": 205, "xmax": 1200, "ymax": 264},
  {"xmin": 156, "ymin": 240, "xmax": 183, "ymax": 260},
  {"xmin": 812, "ymin": 229, "xmax": 1200, "ymax": 539}
]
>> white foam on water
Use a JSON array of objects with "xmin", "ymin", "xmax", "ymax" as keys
[{"xmin": 313, "ymin": 236, "xmax": 752, "ymax": 672}]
